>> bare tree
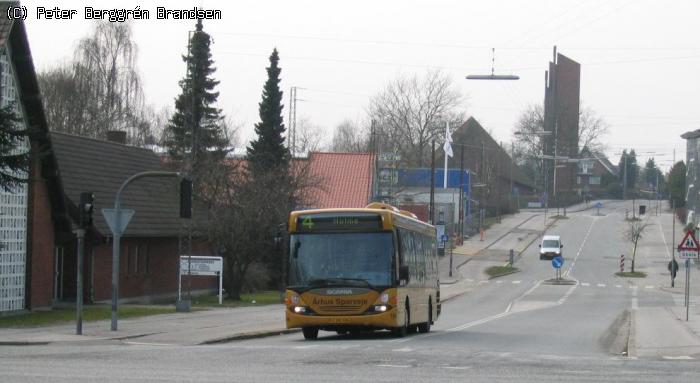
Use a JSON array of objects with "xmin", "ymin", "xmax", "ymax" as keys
[
  {"xmin": 295, "ymin": 117, "xmax": 324, "ymax": 154},
  {"xmin": 624, "ymin": 219, "xmax": 651, "ymax": 273},
  {"xmin": 198, "ymin": 156, "xmax": 321, "ymax": 300},
  {"xmin": 578, "ymin": 105, "xmax": 610, "ymax": 153},
  {"xmin": 38, "ymin": 22, "xmax": 152, "ymax": 145},
  {"xmin": 369, "ymin": 70, "xmax": 465, "ymax": 167},
  {"xmin": 330, "ymin": 119, "xmax": 369, "ymax": 153}
]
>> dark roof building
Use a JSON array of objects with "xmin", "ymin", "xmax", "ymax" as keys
[{"xmin": 50, "ymin": 132, "xmax": 204, "ymax": 237}]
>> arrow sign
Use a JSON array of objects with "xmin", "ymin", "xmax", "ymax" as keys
[
  {"xmin": 101, "ymin": 208, "xmax": 135, "ymax": 235},
  {"xmin": 552, "ymin": 255, "xmax": 564, "ymax": 269}
]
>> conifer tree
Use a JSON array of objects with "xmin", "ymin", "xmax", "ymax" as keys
[
  {"xmin": 0, "ymin": 104, "xmax": 29, "ymax": 191},
  {"xmin": 164, "ymin": 19, "xmax": 228, "ymax": 170},
  {"xmin": 247, "ymin": 49, "xmax": 288, "ymax": 173}
]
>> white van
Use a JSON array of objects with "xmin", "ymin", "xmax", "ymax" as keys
[{"xmin": 539, "ymin": 235, "xmax": 563, "ymax": 260}]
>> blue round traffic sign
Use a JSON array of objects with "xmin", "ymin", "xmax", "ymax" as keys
[
  {"xmin": 552, "ymin": 255, "xmax": 564, "ymax": 269},
  {"xmin": 441, "ymin": 234, "xmax": 449, "ymax": 242}
]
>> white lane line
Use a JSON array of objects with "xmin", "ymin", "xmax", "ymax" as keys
[
  {"xmin": 645, "ymin": 285, "xmax": 655, "ymax": 289},
  {"xmin": 512, "ymin": 280, "xmax": 521, "ymax": 284},
  {"xmin": 658, "ymin": 219, "xmax": 672, "ymax": 260},
  {"xmin": 597, "ymin": 283, "xmax": 606, "ymax": 287},
  {"xmin": 615, "ymin": 285, "xmax": 622, "ymax": 288},
  {"xmin": 377, "ymin": 364, "xmax": 411, "ymax": 368},
  {"xmin": 631, "ymin": 287, "xmax": 639, "ymax": 311},
  {"xmin": 662, "ymin": 356, "xmax": 694, "ymax": 360},
  {"xmin": 563, "ymin": 218, "xmax": 596, "ymax": 278},
  {"xmin": 443, "ymin": 366, "xmax": 472, "ymax": 370},
  {"xmin": 496, "ymin": 280, "xmax": 503, "ymax": 284},
  {"xmin": 478, "ymin": 280, "xmax": 489, "ymax": 284},
  {"xmin": 630, "ymin": 285, "xmax": 639, "ymax": 289},
  {"xmin": 124, "ymin": 342, "xmax": 174, "ymax": 347},
  {"xmin": 581, "ymin": 282, "xmax": 590, "ymax": 287},
  {"xmin": 392, "ymin": 347, "xmax": 413, "ymax": 352},
  {"xmin": 556, "ymin": 281, "xmax": 579, "ymax": 305}
]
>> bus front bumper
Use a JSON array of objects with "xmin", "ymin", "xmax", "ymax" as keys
[{"xmin": 286, "ymin": 308, "xmax": 397, "ymax": 329}]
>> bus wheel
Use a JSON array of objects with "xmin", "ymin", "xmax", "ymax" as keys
[
  {"xmin": 418, "ymin": 300, "xmax": 432, "ymax": 333},
  {"xmin": 392, "ymin": 303, "xmax": 409, "ymax": 338},
  {"xmin": 302, "ymin": 327, "xmax": 319, "ymax": 340}
]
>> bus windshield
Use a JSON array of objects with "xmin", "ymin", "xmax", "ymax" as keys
[{"xmin": 288, "ymin": 232, "xmax": 394, "ymax": 289}]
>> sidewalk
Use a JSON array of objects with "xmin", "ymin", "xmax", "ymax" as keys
[{"xmin": 629, "ymin": 210, "xmax": 700, "ymax": 358}]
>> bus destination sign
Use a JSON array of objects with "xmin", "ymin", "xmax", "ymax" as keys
[{"xmin": 296, "ymin": 213, "xmax": 382, "ymax": 232}]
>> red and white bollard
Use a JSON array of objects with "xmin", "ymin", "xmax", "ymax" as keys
[{"xmin": 620, "ymin": 254, "xmax": 625, "ymax": 273}]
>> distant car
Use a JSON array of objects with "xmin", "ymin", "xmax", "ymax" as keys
[{"xmin": 539, "ymin": 235, "xmax": 563, "ymax": 260}]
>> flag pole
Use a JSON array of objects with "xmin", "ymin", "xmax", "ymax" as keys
[{"xmin": 444, "ymin": 121, "xmax": 449, "ymax": 189}]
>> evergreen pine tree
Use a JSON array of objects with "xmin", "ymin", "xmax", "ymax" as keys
[
  {"xmin": 164, "ymin": 19, "xmax": 228, "ymax": 170},
  {"xmin": 247, "ymin": 48, "xmax": 288, "ymax": 173},
  {"xmin": 0, "ymin": 104, "xmax": 29, "ymax": 191}
]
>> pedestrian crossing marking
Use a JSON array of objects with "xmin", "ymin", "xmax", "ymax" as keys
[{"xmin": 597, "ymin": 284, "xmax": 606, "ymax": 287}]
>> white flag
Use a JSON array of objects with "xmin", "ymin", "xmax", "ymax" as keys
[{"xmin": 443, "ymin": 122, "xmax": 453, "ymax": 158}]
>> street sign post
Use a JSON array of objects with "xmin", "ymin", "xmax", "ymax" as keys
[
  {"xmin": 676, "ymin": 231, "xmax": 699, "ymax": 322},
  {"xmin": 179, "ymin": 256, "xmax": 224, "ymax": 305},
  {"xmin": 552, "ymin": 255, "xmax": 564, "ymax": 280}
]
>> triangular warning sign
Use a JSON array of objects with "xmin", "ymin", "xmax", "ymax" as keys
[{"xmin": 678, "ymin": 231, "xmax": 700, "ymax": 251}]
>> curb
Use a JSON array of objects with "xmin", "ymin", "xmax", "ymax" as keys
[
  {"xmin": 199, "ymin": 328, "xmax": 301, "ymax": 344},
  {"xmin": 0, "ymin": 341, "xmax": 50, "ymax": 346},
  {"xmin": 487, "ymin": 268, "xmax": 521, "ymax": 280}
]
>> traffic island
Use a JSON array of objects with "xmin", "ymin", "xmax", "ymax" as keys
[
  {"xmin": 542, "ymin": 278, "xmax": 577, "ymax": 285},
  {"xmin": 485, "ymin": 265, "xmax": 520, "ymax": 279},
  {"xmin": 615, "ymin": 271, "xmax": 647, "ymax": 278}
]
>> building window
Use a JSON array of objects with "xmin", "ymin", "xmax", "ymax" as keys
[
  {"xmin": 589, "ymin": 176, "xmax": 601, "ymax": 185},
  {"xmin": 577, "ymin": 176, "xmax": 581, "ymax": 185}
]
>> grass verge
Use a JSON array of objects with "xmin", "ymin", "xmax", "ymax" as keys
[
  {"xmin": 0, "ymin": 305, "xmax": 174, "ymax": 328},
  {"xmin": 192, "ymin": 290, "xmax": 282, "ymax": 308},
  {"xmin": 615, "ymin": 271, "xmax": 647, "ymax": 278},
  {"xmin": 551, "ymin": 215, "xmax": 569, "ymax": 220},
  {"xmin": 486, "ymin": 265, "xmax": 520, "ymax": 279}
]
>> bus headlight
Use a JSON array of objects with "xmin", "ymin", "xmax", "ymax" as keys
[
  {"xmin": 293, "ymin": 306, "xmax": 307, "ymax": 313},
  {"xmin": 373, "ymin": 305, "xmax": 388, "ymax": 312}
]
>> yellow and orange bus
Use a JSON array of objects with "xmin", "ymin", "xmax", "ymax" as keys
[{"xmin": 285, "ymin": 203, "xmax": 440, "ymax": 340}]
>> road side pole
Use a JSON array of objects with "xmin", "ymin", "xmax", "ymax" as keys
[
  {"xmin": 75, "ymin": 228, "xmax": 85, "ymax": 335},
  {"xmin": 686, "ymin": 259, "xmax": 691, "ymax": 321}
]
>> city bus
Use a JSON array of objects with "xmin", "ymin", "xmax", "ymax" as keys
[{"xmin": 285, "ymin": 202, "xmax": 440, "ymax": 340}]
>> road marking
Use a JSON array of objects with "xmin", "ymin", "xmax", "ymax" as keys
[
  {"xmin": 581, "ymin": 282, "xmax": 590, "ymax": 287},
  {"xmin": 443, "ymin": 366, "xmax": 472, "ymax": 370},
  {"xmin": 124, "ymin": 341, "xmax": 174, "ymax": 347},
  {"xmin": 392, "ymin": 347, "xmax": 413, "ymax": 352},
  {"xmin": 597, "ymin": 283, "xmax": 606, "ymax": 287},
  {"xmin": 615, "ymin": 285, "xmax": 622, "ymax": 288},
  {"xmin": 377, "ymin": 364, "xmax": 411, "ymax": 368},
  {"xmin": 478, "ymin": 280, "xmax": 489, "ymax": 284},
  {"xmin": 512, "ymin": 280, "xmax": 521, "ymax": 284},
  {"xmin": 630, "ymin": 285, "xmax": 639, "ymax": 289},
  {"xmin": 662, "ymin": 355, "xmax": 695, "ymax": 360},
  {"xmin": 563, "ymin": 218, "xmax": 595, "ymax": 278},
  {"xmin": 496, "ymin": 280, "xmax": 503, "ymax": 284},
  {"xmin": 658, "ymin": 218, "xmax": 672, "ymax": 260},
  {"xmin": 645, "ymin": 285, "xmax": 654, "ymax": 289},
  {"xmin": 631, "ymin": 287, "xmax": 639, "ymax": 311}
]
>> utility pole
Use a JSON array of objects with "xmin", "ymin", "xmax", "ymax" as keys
[
  {"xmin": 510, "ymin": 141, "xmax": 514, "ymax": 212},
  {"xmin": 430, "ymin": 140, "xmax": 436, "ymax": 224},
  {"xmin": 459, "ymin": 144, "xmax": 465, "ymax": 242},
  {"xmin": 480, "ymin": 142, "xmax": 485, "ymax": 232},
  {"xmin": 75, "ymin": 192, "xmax": 94, "ymax": 335}
]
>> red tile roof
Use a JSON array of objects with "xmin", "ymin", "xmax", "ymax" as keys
[{"xmin": 307, "ymin": 152, "xmax": 375, "ymax": 209}]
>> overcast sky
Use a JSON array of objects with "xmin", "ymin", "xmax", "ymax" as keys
[{"xmin": 22, "ymin": 0, "xmax": 700, "ymax": 170}]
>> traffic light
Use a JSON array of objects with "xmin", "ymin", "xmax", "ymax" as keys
[
  {"xmin": 180, "ymin": 178, "xmax": 192, "ymax": 219},
  {"xmin": 79, "ymin": 192, "xmax": 94, "ymax": 228}
]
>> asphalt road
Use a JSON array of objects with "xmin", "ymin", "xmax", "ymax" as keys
[{"xmin": 1, "ymin": 201, "xmax": 698, "ymax": 382}]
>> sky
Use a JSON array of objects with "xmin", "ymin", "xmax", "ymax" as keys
[{"xmin": 21, "ymin": 0, "xmax": 700, "ymax": 170}]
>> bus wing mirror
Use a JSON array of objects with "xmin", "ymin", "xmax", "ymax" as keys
[{"xmin": 399, "ymin": 265, "xmax": 409, "ymax": 281}]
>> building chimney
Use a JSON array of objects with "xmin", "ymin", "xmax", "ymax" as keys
[{"xmin": 106, "ymin": 131, "xmax": 127, "ymax": 144}]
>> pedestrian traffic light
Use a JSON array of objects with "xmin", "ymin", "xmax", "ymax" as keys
[
  {"xmin": 79, "ymin": 192, "xmax": 94, "ymax": 228},
  {"xmin": 180, "ymin": 178, "xmax": 192, "ymax": 219}
]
